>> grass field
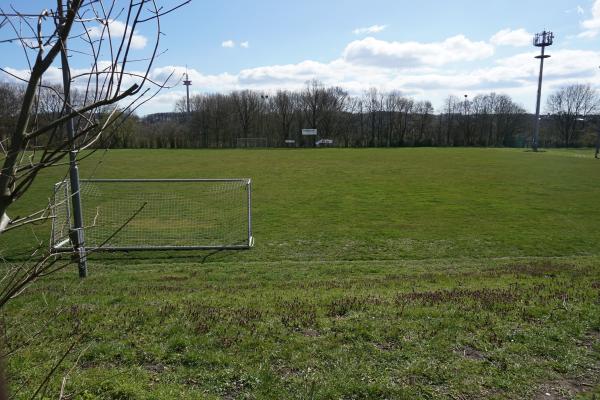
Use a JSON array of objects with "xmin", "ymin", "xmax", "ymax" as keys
[{"xmin": 2, "ymin": 148, "xmax": 600, "ymax": 399}]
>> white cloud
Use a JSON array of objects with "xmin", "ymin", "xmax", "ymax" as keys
[
  {"xmin": 490, "ymin": 28, "xmax": 532, "ymax": 47},
  {"xmin": 353, "ymin": 25, "xmax": 388, "ymax": 35},
  {"xmin": 151, "ymin": 66, "xmax": 237, "ymax": 91},
  {"xmin": 579, "ymin": 0, "xmax": 600, "ymax": 37},
  {"xmin": 5, "ymin": 32, "xmax": 600, "ymax": 116},
  {"xmin": 239, "ymin": 60, "xmax": 335, "ymax": 83},
  {"xmin": 2, "ymin": 62, "xmax": 146, "ymax": 98},
  {"xmin": 155, "ymin": 46, "xmax": 599, "ymax": 113},
  {"xmin": 240, "ymin": 41, "xmax": 250, "ymax": 48},
  {"xmin": 342, "ymin": 35, "xmax": 494, "ymax": 68},
  {"xmin": 222, "ymin": 40, "xmax": 235, "ymax": 48},
  {"xmin": 87, "ymin": 19, "xmax": 147, "ymax": 50}
]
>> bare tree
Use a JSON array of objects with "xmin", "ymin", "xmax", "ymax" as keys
[
  {"xmin": 273, "ymin": 90, "xmax": 295, "ymax": 145},
  {"xmin": 0, "ymin": 0, "xmax": 189, "ymax": 232},
  {"xmin": 339, "ymin": 96, "xmax": 360, "ymax": 147},
  {"xmin": 300, "ymin": 79, "xmax": 330, "ymax": 146},
  {"xmin": 468, "ymin": 93, "xmax": 525, "ymax": 147},
  {"xmin": 232, "ymin": 90, "xmax": 262, "ymax": 143},
  {"xmin": 547, "ymin": 84, "xmax": 600, "ymax": 148},
  {"xmin": 441, "ymin": 95, "xmax": 460, "ymax": 146},
  {"xmin": 364, "ymin": 88, "xmax": 383, "ymax": 147},
  {"xmin": 0, "ymin": 83, "xmax": 22, "ymax": 145},
  {"xmin": 471, "ymin": 93, "xmax": 494, "ymax": 146},
  {"xmin": 495, "ymin": 94, "xmax": 526, "ymax": 147},
  {"xmin": 301, "ymin": 80, "xmax": 323, "ymax": 129},
  {"xmin": 0, "ymin": 0, "xmax": 189, "ymax": 395},
  {"xmin": 319, "ymin": 86, "xmax": 348, "ymax": 141},
  {"xmin": 384, "ymin": 91, "xmax": 400, "ymax": 147},
  {"xmin": 413, "ymin": 101, "xmax": 434, "ymax": 145}
]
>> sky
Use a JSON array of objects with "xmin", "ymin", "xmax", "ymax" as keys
[{"xmin": 1, "ymin": 0, "xmax": 600, "ymax": 115}]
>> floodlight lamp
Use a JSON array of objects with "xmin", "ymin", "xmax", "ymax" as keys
[{"xmin": 534, "ymin": 31, "xmax": 554, "ymax": 47}]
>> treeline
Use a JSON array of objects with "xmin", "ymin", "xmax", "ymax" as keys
[
  {"xmin": 1, "ymin": 80, "xmax": 598, "ymax": 149},
  {"xmin": 155, "ymin": 81, "xmax": 532, "ymax": 148}
]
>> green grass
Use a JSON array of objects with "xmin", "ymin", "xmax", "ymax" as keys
[
  {"xmin": 5, "ymin": 147, "xmax": 600, "ymax": 261},
  {"xmin": 2, "ymin": 148, "xmax": 600, "ymax": 399}
]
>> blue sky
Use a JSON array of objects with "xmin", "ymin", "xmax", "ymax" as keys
[
  {"xmin": 1, "ymin": 0, "xmax": 599, "ymax": 114},
  {"xmin": 159, "ymin": 0, "xmax": 594, "ymax": 72}
]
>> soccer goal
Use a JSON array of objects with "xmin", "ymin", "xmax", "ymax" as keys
[
  {"xmin": 236, "ymin": 137, "xmax": 268, "ymax": 148},
  {"xmin": 51, "ymin": 178, "xmax": 253, "ymax": 252}
]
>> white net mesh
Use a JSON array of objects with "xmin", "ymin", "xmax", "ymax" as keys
[
  {"xmin": 51, "ymin": 181, "xmax": 72, "ymax": 248},
  {"xmin": 236, "ymin": 138, "xmax": 268, "ymax": 148},
  {"xmin": 51, "ymin": 179, "xmax": 252, "ymax": 250}
]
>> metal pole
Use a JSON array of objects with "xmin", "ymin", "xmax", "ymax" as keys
[
  {"xmin": 595, "ymin": 129, "xmax": 600, "ymax": 159},
  {"xmin": 463, "ymin": 94, "xmax": 468, "ymax": 144},
  {"xmin": 533, "ymin": 46, "xmax": 547, "ymax": 152},
  {"xmin": 60, "ymin": 27, "xmax": 87, "ymax": 278},
  {"xmin": 186, "ymin": 82, "xmax": 190, "ymax": 114},
  {"xmin": 183, "ymin": 72, "xmax": 192, "ymax": 114},
  {"xmin": 247, "ymin": 179, "xmax": 253, "ymax": 247}
]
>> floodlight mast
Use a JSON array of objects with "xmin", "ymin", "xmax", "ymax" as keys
[{"xmin": 532, "ymin": 30, "xmax": 554, "ymax": 152}]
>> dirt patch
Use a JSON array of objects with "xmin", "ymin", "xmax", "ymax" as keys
[
  {"xmin": 534, "ymin": 378, "xmax": 596, "ymax": 400},
  {"xmin": 144, "ymin": 363, "xmax": 166, "ymax": 373},
  {"xmin": 222, "ymin": 378, "xmax": 251, "ymax": 400},
  {"xmin": 535, "ymin": 330, "xmax": 600, "ymax": 399},
  {"xmin": 302, "ymin": 328, "xmax": 321, "ymax": 337},
  {"xmin": 577, "ymin": 331, "xmax": 600, "ymax": 352},
  {"xmin": 503, "ymin": 262, "xmax": 578, "ymax": 278},
  {"xmin": 275, "ymin": 365, "xmax": 302, "ymax": 379},
  {"xmin": 375, "ymin": 341, "xmax": 399, "ymax": 352},
  {"xmin": 455, "ymin": 345, "xmax": 486, "ymax": 361}
]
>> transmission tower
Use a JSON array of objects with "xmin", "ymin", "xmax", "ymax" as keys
[{"xmin": 183, "ymin": 69, "xmax": 192, "ymax": 114}]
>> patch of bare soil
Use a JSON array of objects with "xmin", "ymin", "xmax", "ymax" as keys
[
  {"xmin": 534, "ymin": 331, "xmax": 600, "ymax": 399},
  {"xmin": 455, "ymin": 345, "xmax": 487, "ymax": 361},
  {"xmin": 534, "ymin": 377, "xmax": 597, "ymax": 400}
]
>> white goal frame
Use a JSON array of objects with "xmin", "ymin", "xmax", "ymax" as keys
[
  {"xmin": 50, "ymin": 178, "xmax": 254, "ymax": 253},
  {"xmin": 236, "ymin": 137, "xmax": 268, "ymax": 148}
]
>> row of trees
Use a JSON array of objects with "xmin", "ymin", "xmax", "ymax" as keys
[
  {"xmin": 546, "ymin": 84, "xmax": 600, "ymax": 148},
  {"xmin": 1, "ymin": 80, "xmax": 598, "ymax": 150},
  {"xmin": 141, "ymin": 81, "xmax": 600, "ymax": 149},
  {"xmin": 163, "ymin": 81, "xmax": 531, "ymax": 149}
]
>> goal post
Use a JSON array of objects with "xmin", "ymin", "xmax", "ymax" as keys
[
  {"xmin": 51, "ymin": 178, "xmax": 254, "ymax": 252},
  {"xmin": 236, "ymin": 137, "xmax": 268, "ymax": 148}
]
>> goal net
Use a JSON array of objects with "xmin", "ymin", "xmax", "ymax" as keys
[
  {"xmin": 236, "ymin": 137, "xmax": 268, "ymax": 148},
  {"xmin": 51, "ymin": 179, "xmax": 253, "ymax": 252}
]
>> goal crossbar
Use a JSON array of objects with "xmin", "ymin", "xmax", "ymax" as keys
[
  {"xmin": 51, "ymin": 178, "xmax": 254, "ymax": 253},
  {"xmin": 236, "ymin": 137, "xmax": 268, "ymax": 148}
]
